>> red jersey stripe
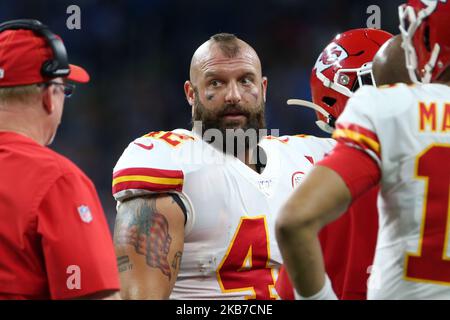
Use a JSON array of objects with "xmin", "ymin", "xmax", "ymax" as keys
[{"xmin": 112, "ymin": 180, "xmax": 183, "ymax": 194}]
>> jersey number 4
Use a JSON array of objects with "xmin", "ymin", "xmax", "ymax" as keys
[
  {"xmin": 217, "ymin": 216, "xmax": 278, "ymax": 299},
  {"xmin": 405, "ymin": 144, "xmax": 450, "ymax": 285}
]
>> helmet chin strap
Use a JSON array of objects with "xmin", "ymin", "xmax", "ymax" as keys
[
  {"xmin": 422, "ymin": 43, "xmax": 441, "ymax": 83},
  {"xmin": 315, "ymin": 120, "xmax": 335, "ymax": 134},
  {"xmin": 287, "ymin": 99, "xmax": 335, "ymax": 134}
]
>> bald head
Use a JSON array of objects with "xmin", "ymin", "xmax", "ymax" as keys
[
  {"xmin": 372, "ymin": 35, "xmax": 411, "ymax": 86},
  {"xmin": 189, "ymin": 33, "xmax": 262, "ymax": 84},
  {"xmin": 183, "ymin": 33, "xmax": 268, "ymax": 140}
]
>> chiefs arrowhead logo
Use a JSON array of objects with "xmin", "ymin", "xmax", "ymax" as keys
[
  {"xmin": 320, "ymin": 47, "xmax": 342, "ymax": 65},
  {"xmin": 314, "ymin": 42, "xmax": 348, "ymax": 74}
]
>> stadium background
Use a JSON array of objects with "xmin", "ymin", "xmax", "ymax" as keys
[{"xmin": 0, "ymin": 0, "xmax": 403, "ymax": 229}]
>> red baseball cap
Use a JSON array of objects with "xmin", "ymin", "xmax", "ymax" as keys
[{"xmin": 0, "ymin": 29, "xmax": 89, "ymax": 87}]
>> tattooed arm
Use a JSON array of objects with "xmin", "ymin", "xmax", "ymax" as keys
[{"xmin": 113, "ymin": 194, "xmax": 186, "ymax": 299}]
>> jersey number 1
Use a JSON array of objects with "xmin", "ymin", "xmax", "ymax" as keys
[
  {"xmin": 405, "ymin": 145, "xmax": 450, "ymax": 285},
  {"xmin": 217, "ymin": 216, "xmax": 277, "ymax": 299}
]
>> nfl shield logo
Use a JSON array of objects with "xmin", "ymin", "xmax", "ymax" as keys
[
  {"xmin": 0, "ymin": 68, "xmax": 4, "ymax": 79},
  {"xmin": 77, "ymin": 205, "xmax": 93, "ymax": 223},
  {"xmin": 291, "ymin": 171, "xmax": 305, "ymax": 189}
]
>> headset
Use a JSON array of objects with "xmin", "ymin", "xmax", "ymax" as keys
[{"xmin": 0, "ymin": 19, "xmax": 70, "ymax": 78}]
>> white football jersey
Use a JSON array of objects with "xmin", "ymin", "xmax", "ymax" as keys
[
  {"xmin": 334, "ymin": 83, "xmax": 450, "ymax": 299},
  {"xmin": 113, "ymin": 129, "xmax": 334, "ymax": 299}
]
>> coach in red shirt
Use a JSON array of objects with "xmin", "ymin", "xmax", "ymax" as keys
[{"xmin": 0, "ymin": 19, "xmax": 120, "ymax": 299}]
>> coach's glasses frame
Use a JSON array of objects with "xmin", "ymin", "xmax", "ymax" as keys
[{"xmin": 39, "ymin": 81, "xmax": 75, "ymax": 98}]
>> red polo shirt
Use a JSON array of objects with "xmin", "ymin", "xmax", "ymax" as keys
[{"xmin": 0, "ymin": 132, "xmax": 119, "ymax": 299}]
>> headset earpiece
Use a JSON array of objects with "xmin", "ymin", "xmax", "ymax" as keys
[{"xmin": 0, "ymin": 19, "xmax": 70, "ymax": 79}]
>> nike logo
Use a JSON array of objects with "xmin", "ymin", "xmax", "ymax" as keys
[{"xmin": 134, "ymin": 142, "xmax": 154, "ymax": 150}]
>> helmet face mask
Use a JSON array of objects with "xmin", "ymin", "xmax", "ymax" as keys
[
  {"xmin": 399, "ymin": 2, "xmax": 428, "ymax": 83},
  {"xmin": 333, "ymin": 62, "xmax": 377, "ymax": 95},
  {"xmin": 399, "ymin": 0, "xmax": 450, "ymax": 83},
  {"xmin": 288, "ymin": 28, "xmax": 393, "ymax": 134},
  {"xmin": 356, "ymin": 62, "xmax": 377, "ymax": 87}
]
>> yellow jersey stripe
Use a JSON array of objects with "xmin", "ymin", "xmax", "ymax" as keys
[
  {"xmin": 333, "ymin": 129, "xmax": 380, "ymax": 154},
  {"xmin": 112, "ymin": 175, "xmax": 183, "ymax": 187}
]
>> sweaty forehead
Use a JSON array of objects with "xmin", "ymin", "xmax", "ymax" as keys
[{"xmin": 190, "ymin": 41, "xmax": 262, "ymax": 82}]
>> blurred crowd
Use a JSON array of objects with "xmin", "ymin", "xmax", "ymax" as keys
[{"xmin": 0, "ymin": 0, "xmax": 403, "ymax": 228}]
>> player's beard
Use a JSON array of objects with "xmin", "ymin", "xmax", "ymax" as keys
[{"xmin": 191, "ymin": 88, "xmax": 266, "ymax": 157}]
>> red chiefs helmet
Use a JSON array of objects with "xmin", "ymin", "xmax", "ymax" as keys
[
  {"xmin": 399, "ymin": 0, "xmax": 450, "ymax": 83},
  {"xmin": 288, "ymin": 28, "xmax": 392, "ymax": 133}
]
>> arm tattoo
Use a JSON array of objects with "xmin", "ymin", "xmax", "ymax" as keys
[
  {"xmin": 117, "ymin": 255, "xmax": 133, "ymax": 273},
  {"xmin": 171, "ymin": 251, "xmax": 182, "ymax": 270},
  {"xmin": 114, "ymin": 197, "xmax": 173, "ymax": 279}
]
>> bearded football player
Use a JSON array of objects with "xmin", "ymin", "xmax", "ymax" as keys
[{"xmin": 112, "ymin": 33, "xmax": 336, "ymax": 299}]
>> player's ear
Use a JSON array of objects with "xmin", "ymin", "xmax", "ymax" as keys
[
  {"xmin": 261, "ymin": 76, "xmax": 268, "ymax": 103},
  {"xmin": 41, "ymin": 85, "xmax": 55, "ymax": 114},
  {"xmin": 184, "ymin": 81, "xmax": 195, "ymax": 107}
]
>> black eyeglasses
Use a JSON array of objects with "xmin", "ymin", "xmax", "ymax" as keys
[{"xmin": 40, "ymin": 81, "xmax": 76, "ymax": 98}]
